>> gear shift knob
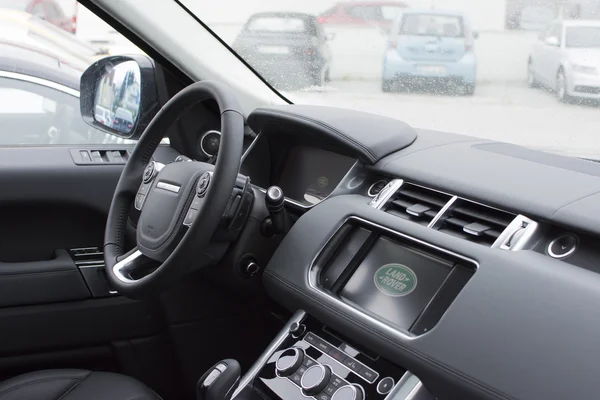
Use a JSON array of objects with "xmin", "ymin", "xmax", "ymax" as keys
[{"xmin": 197, "ymin": 359, "xmax": 241, "ymax": 400}]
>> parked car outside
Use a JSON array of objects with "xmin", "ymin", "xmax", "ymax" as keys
[
  {"xmin": 0, "ymin": 40, "xmax": 128, "ymax": 145},
  {"xmin": 232, "ymin": 12, "xmax": 332, "ymax": 90},
  {"xmin": 318, "ymin": 1, "xmax": 406, "ymax": 32},
  {"xmin": 528, "ymin": 20, "xmax": 600, "ymax": 102},
  {"xmin": 520, "ymin": 5, "xmax": 555, "ymax": 31},
  {"xmin": 0, "ymin": 0, "xmax": 76, "ymax": 32},
  {"xmin": 382, "ymin": 10, "xmax": 478, "ymax": 95}
]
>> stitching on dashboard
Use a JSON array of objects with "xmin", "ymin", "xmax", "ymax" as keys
[
  {"xmin": 264, "ymin": 269, "xmax": 514, "ymax": 400},
  {"xmin": 260, "ymin": 109, "xmax": 377, "ymax": 163}
]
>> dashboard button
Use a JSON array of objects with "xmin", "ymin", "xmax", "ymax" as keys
[
  {"xmin": 548, "ymin": 234, "xmax": 577, "ymax": 259},
  {"xmin": 304, "ymin": 332, "xmax": 318, "ymax": 345},
  {"xmin": 342, "ymin": 358, "xmax": 362, "ymax": 373},
  {"xmin": 303, "ymin": 358, "xmax": 317, "ymax": 368},
  {"xmin": 357, "ymin": 366, "xmax": 378, "ymax": 383},
  {"xmin": 324, "ymin": 384, "xmax": 338, "ymax": 396},
  {"xmin": 330, "ymin": 376, "xmax": 344, "ymax": 389},
  {"xmin": 328, "ymin": 348, "xmax": 347, "ymax": 364},
  {"xmin": 290, "ymin": 373, "xmax": 303, "ymax": 386},
  {"xmin": 376, "ymin": 377, "xmax": 395, "ymax": 394},
  {"xmin": 314, "ymin": 339, "xmax": 333, "ymax": 354},
  {"xmin": 316, "ymin": 393, "xmax": 331, "ymax": 400}
]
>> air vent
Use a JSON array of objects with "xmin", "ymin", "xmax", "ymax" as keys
[
  {"xmin": 384, "ymin": 183, "xmax": 452, "ymax": 227},
  {"xmin": 436, "ymin": 200, "xmax": 515, "ymax": 246}
]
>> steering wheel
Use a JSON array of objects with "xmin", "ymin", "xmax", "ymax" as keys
[{"xmin": 104, "ymin": 81, "xmax": 244, "ymax": 298}]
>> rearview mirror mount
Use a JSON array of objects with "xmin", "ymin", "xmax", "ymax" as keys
[{"xmin": 80, "ymin": 55, "xmax": 161, "ymax": 140}]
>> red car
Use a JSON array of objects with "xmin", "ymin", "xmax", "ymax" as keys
[
  {"xmin": 318, "ymin": 1, "xmax": 407, "ymax": 30},
  {"xmin": 0, "ymin": 0, "xmax": 77, "ymax": 33}
]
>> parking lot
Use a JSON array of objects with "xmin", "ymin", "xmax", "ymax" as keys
[{"xmin": 289, "ymin": 81, "xmax": 600, "ymax": 159}]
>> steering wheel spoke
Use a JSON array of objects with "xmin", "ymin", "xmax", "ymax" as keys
[{"xmin": 113, "ymin": 247, "xmax": 158, "ymax": 283}]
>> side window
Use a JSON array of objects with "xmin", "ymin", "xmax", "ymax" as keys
[
  {"xmin": 30, "ymin": 3, "xmax": 45, "ymax": 19},
  {"xmin": 0, "ymin": 1, "xmax": 159, "ymax": 146},
  {"xmin": 0, "ymin": 77, "xmax": 126, "ymax": 145},
  {"xmin": 348, "ymin": 5, "xmax": 381, "ymax": 21}
]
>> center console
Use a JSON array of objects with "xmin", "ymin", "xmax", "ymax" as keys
[{"xmin": 233, "ymin": 312, "xmax": 433, "ymax": 400}]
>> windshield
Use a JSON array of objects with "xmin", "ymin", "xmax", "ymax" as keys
[
  {"xmin": 400, "ymin": 14, "xmax": 464, "ymax": 37},
  {"xmin": 246, "ymin": 16, "xmax": 308, "ymax": 33},
  {"xmin": 566, "ymin": 26, "xmax": 600, "ymax": 48}
]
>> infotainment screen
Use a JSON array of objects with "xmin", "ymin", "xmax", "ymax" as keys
[{"xmin": 340, "ymin": 237, "xmax": 453, "ymax": 331}]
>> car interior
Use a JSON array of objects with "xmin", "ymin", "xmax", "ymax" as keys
[{"xmin": 1, "ymin": 1, "xmax": 600, "ymax": 400}]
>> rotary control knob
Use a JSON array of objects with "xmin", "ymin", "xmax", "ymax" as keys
[
  {"xmin": 275, "ymin": 348, "xmax": 304, "ymax": 377},
  {"xmin": 332, "ymin": 385, "xmax": 364, "ymax": 400},
  {"xmin": 301, "ymin": 364, "xmax": 331, "ymax": 395}
]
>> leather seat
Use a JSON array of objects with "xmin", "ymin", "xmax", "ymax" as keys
[{"xmin": 0, "ymin": 369, "xmax": 161, "ymax": 400}]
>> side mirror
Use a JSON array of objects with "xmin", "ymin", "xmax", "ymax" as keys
[
  {"xmin": 545, "ymin": 36, "xmax": 560, "ymax": 47},
  {"xmin": 473, "ymin": 31, "xmax": 479, "ymax": 39},
  {"xmin": 80, "ymin": 55, "xmax": 161, "ymax": 140}
]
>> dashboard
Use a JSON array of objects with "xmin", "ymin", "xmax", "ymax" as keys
[{"xmin": 232, "ymin": 104, "xmax": 600, "ymax": 400}]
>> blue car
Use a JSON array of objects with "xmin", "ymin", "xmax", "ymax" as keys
[{"xmin": 382, "ymin": 10, "xmax": 478, "ymax": 95}]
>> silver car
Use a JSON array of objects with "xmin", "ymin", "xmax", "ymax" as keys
[{"xmin": 527, "ymin": 19, "xmax": 600, "ymax": 102}]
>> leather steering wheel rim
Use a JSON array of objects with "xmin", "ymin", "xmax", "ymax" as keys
[{"xmin": 103, "ymin": 80, "xmax": 244, "ymax": 298}]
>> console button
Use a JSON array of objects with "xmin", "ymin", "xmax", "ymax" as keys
[
  {"xmin": 331, "ymin": 385, "xmax": 364, "ymax": 400},
  {"xmin": 324, "ymin": 384, "xmax": 338, "ymax": 396},
  {"xmin": 301, "ymin": 365, "xmax": 332, "ymax": 395},
  {"xmin": 138, "ymin": 182, "xmax": 150, "ymax": 195},
  {"xmin": 330, "ymin": 376, "xmax": 344, "ymax": 389},
  {"xmin": 377, "ymin": 377, "xmax": 395, "ymax": 394},
  {"xmin": 328, "ymin": 348, "xmax": 347, "ymax": 364},
  {"xmin": 134, "ymin": 194, "xmax": 145, "ymax": 210},
  {"xmin": 290, "ymin": 373, "xmax": 303, "ymax": 385},
  {"xmin": 342, "ymin": 358, "xmax": 362, "ymax": 373},
  {"xmin": 276, "ymin": 348, "xmax": 304, "ymax": 377},
  {"xmin": 303, "ymin": 358, "xmax": 317, "ymax": 368},
  {"xmin": 183, "ymin": 208, "xmax": 197, "ymax": 226},
  {"xmin": 304, "ymin": 332, "xmax": 318, "ymax": 345},
  {"xmin": 357, "ymin": 367, "xmax": 377, "ymax": 383},
  {"xmin": 548, "ymin": 234, "xmax": 577, "ymax": 259},
  {"xmin": 314, "ymin": 339, "xmax": 333, "ymax": 354}
]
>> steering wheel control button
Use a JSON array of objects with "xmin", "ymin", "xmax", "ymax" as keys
[
  {"xmin": 138, "ymin": 182, "xmax": 150, "ymax": 195},
  {"xmin": 548, "ymin": 234, "xmax": 578, "ymax": 259},
  {"xmin": 143, "ymin": 161, "xmax": 156, "ymax": 183},
  {"xmin": 376, "ymin": 377, "xmax": 395, "ymax": 395},
  {"xmin": 276, "ymin": 348, "xmax": 304, "ymax": 377},
  {"xmin": 332, "ymin": 385, "xmax": 364, "ymax": 400},
  {"xmin": 197, "ymin": 172, "xmax": 211, "ymax": 197},
  {"xmin": 301, "ymin": 364, "xmax": 332, "ymax": 396},
  {"xmin": 134, "ymin": 194, "xmax": 145, "ymax": 210},
  {"xmin": 183, "ymin": 208, "xmax": 198, "ymax": 226}
]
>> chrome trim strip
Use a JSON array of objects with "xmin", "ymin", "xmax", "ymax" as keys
[
  {"xmin": 307, "ymin": 216, "xmax": 478, "ymax": 341},
  {"xmin": 113, "ymin": 250, "xmax": 143, "ymax": 283},
  {"xmin": 232, "ymin": 310, "xmax": 307, "ymax": 399},
  {"xmin": 548, "ymin": 234, "xmax": 577, "ymax": 259},
  {"xmin": 199, "ymin": 130, "xmax": 221, "ymax": 157},
  {"xmin": 241, "ymin": 133, "xmax": 260, "ymax": 163},
  {"xmin": 157, "ymin": 181, "xmax": 181, "ymax": 193},
  {"xmin": 0, "ymin": 71, "xmax": 79, "ymax": 97},
  {"xmin": 77, "ymin": 264, "xmax": 105, "ymax": 269},
  {"xmin": 369, "ymin": 179, "xmax": 403, "ymax": 209},
  {"xmin": 427, "ymin": 195, "xmax": 457, "ymax": 229}
]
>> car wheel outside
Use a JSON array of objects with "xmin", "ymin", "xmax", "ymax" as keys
[{"xmin": 555, "ymin": 69, "xmax": 572, "ymax": 103}]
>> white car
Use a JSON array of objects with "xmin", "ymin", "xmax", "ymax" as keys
[{"xmin": 527, "ymin": 19, "xmax": 600, "ymax": 102}]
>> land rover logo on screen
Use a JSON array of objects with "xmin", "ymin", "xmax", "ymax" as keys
[{"xmin": 374, "ymin": 264, "xmax": 417, "ymax": 297}]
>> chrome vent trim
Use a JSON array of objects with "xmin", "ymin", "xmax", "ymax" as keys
[
  {"xmin": 369, "ymin": 178, "xmax": 539, "ymax": 251},
  {"xmin": 492, "ymin": 214, "xmax": 540, "ymax": 251}
]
